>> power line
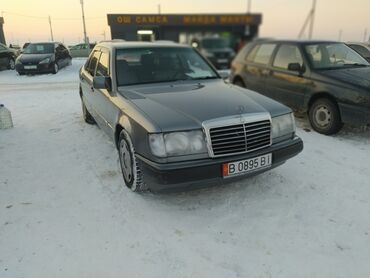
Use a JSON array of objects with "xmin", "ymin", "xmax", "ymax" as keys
[{"xmin": 2, "ymin": 10, "xmax": 104, "ymax": 21}]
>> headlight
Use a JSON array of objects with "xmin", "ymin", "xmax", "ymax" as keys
[
  {"xmin": 203, "ymin": 50, "xmax": 214, "ymax": 58},
  {"xmin": 39, "ymin": 57, "xmax": 51, "ymax": 64},
  {"xmin": 149, "ymin": 130, "xmax": 207, "ymax": 157},
  {"xmin": 271, "ymin": 113, "xmax": 295, "ymax": 142}
]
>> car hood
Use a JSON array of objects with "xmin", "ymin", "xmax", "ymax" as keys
[
  {"xmin": 18, "ymin": 53, "xmax": 53, "ymax": 63},
  {"xmin": 319, "ymin": 66, "xmax": 370, "ymax": 91},
  {"xmin": 119, "ymin": 80, "xmax": 290, "ymax": 132}
]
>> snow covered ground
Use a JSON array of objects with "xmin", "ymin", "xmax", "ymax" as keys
[{"xmin": 0, "ymin": 59, "xmax": 370, "ymax": 278}]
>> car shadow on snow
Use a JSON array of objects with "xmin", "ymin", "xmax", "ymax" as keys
[{"xmin": 295, "ymin": 113, "xmax": 370, "ymax": 142}]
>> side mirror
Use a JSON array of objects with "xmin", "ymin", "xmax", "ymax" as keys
[
  {"xmin": 93, "ymin": 76, "xmax": 112, "ymax": 92},
  {"xmin": 288, "ymin": 63, "xmax": 303, "ymax": 72},
  {"xmin": 217, "ymin": 70, "xmax": 230, "ymax": 80}
]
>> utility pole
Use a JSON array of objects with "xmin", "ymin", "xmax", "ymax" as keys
[
  {"xmin": 158, "ymin": 4, "xmax": 161, "ymax": 15},
  {"xmin": 308, "ymin": 0, "xmax": 316, "ymax": 39},
  {"xmin": 80, "ymin": 0, "xmax": 88, "ymax": 44},
  {"xmin": 48, "ymin": 16, "xmax": 54, "ymax": 41},
  {"xmin": 338, "ymin": 29, "xmax": 343, "ymax": 41},
  {"xmin": 364, "ymin": 28, "xmax": 368, "ymax": 42},
  {"xmin": 247, "ymin": 0, "xmax": 252, "ymax": 13},
  {"xmin": 298, "ymin": 0, "xmax": 317, "ymax": 39}
]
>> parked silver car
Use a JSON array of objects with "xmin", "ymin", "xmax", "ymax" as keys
[{"xmin": 69, "ymin": 43, "xmax": 95, "ymax": 58}]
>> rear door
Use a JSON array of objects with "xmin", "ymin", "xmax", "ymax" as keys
[
  {"xmin": 265, "ymin": 43, "xmax": 309, "ymax": 109},
  {"xmin": 241, "ymin": 43, "xmax": 276, "ymax": 96}
]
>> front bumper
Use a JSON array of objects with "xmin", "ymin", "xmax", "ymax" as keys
[
  {"xmin": 137, "ymin": 136, "xmax": 303, "ymax": 192},
  {"xmin": 16, "ymin": 63, "xmax": 54, "ymax": 74},
  {"xmin": 339, "ymin": 103, "xmax": 370, "ymax": 125}
]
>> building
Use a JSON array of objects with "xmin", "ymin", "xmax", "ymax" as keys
[
  {"xmin": 0, "ymin": 17, "xmax": 6, "ymax": 45},
  {"xmin": 107, "ymin": 13, "xmax": 262, "ymax": 45}
]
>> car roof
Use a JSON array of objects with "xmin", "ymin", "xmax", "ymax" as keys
[
  {"xmin": 252, "ymin": 38, "xmax": 341, "ymax": 44},
  {"xmin": 28, "ymin": 42, "xmax": 61, "ymax": 45},
  {"xmin": 96, "ymin": 41, "xmax": 190, "ymax": 50},
  {"xmin": 346, "ymin": 41, "xmax": 370, "ymax": 46}
]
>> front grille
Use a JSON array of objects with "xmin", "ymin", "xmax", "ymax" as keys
[
  {"xmin": 215, "ymin": 52, "xmax": 229, "ymax": 59},
  {"xmin": 208, "ymin": 120, "xmax": 271, "ymax": 157}
]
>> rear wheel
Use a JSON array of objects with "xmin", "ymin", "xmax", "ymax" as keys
[
  {"xmin": 308, "ymin": 98, "xmax": 343, "ymax": 135},
  {"xmin": 118, "ymin": 130, "xmax": 145, "ymax": 192}
]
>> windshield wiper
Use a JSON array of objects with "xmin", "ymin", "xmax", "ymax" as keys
[
  {"xmin": 343, "ymin": 63, "xmax": 369, "ymax": 67},
  {"xmin": 192, "ymin": 76, "xmax": 219, "ymax": 80}
]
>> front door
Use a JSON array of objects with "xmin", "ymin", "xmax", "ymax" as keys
[{"xmin": 92, "ymin": 48, "xmax": 118, "ymax": 138}]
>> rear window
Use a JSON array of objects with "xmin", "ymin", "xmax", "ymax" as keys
[{"xmin": 247, "ymin": 43, "xmax": 276, "ymax": 65}]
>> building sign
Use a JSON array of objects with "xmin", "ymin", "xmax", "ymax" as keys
[{"xmin": 109, "ymin": 14, "xmax": 262, "ymax": 26}]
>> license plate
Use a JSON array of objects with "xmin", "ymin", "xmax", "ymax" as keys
[
  {"xmin": 222, "ymin": 153, "xmax": 272, "ymax": 178},
  {"xmin": 217, "ymin": 59, "xmax": 228, "ymax": 63},
  {"xmin": 24, "ymin": 65, "xmax": 37, "ymax": 69}
]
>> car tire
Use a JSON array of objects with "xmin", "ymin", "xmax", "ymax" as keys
[
  {"xmin": 52, "ymin": 63, "xmax": 59, "ymax": 74},
  {"xmin": 7, "ymin": 58, "xmax": 15, "ymax": 70},
  {"xmin": 308, "ymin": 98, "xmax": 343, "ymax": 135},
  {"xmin": 233, "ymin": 78, "xmax": 245, "ymax": 88},
  {"xmin": 81, "ymin": 98, "xmax": 95, "ymax": 124},
  {"xmin": 118, "ymin": 130, "xmax": 145, "ymax": 192}
]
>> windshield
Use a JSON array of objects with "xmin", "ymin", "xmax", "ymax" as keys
[
  {"xmin": 202, "ymin": 38, "xmax": 228, "ymax": 49},
  {"xmin": 304, "ymin": 43, "xmax": 368, "ymax": 69},
  {"xmin": 116, "ymin": 47, "xmax": 218, "ymax": 86},
  {"xmin": 23, "ymin": 43, "xmax": 54, "ymax": 54}
]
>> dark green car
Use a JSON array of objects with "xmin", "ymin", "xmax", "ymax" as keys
[{"xmin": 230, "ymin": 40, "xmax": 370, "ymax": 135}]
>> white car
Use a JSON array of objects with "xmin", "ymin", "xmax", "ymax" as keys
[{"xmin": 347, "ymin": 42, "xmax": 370, "ymax": 62}]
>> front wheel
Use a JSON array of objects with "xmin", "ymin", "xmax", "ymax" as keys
[
  {"xmin": 52, "ymin": 63, "xmax": 59, "ymax": 74},
  {"xmin": 118, "ymin": 130, "xmax": 145, "ymax": 192},
  {"xmin": 308, "ymin": 98, "xmax": 343, "ymax": 135},
  {"xmin": 233, "ymin": 78, "xmax": 245, "ymax": 88},
  {"xmin": 81, "ymin": 98, "xmax": 95, "ymax": 124},
  {"xmin": 7, "ymin": 58, "xmax": 15, "ymax": 70}
]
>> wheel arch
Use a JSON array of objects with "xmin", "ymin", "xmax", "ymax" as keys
[
  {"xmin": 114, "ymin": 115, "xmax": 134, "ymax": 149},
  {"xmin": 307, "ymin": 92, "xmax": 340, "ymax": 112},
  {"xmin": 232, "ymin": 74, "xmax": 245, "ymax": 85}
]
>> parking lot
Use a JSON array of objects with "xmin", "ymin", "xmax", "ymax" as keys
[{"xmin": 1, "ymin": 60, "xmax": 370, "ymax": 277}]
